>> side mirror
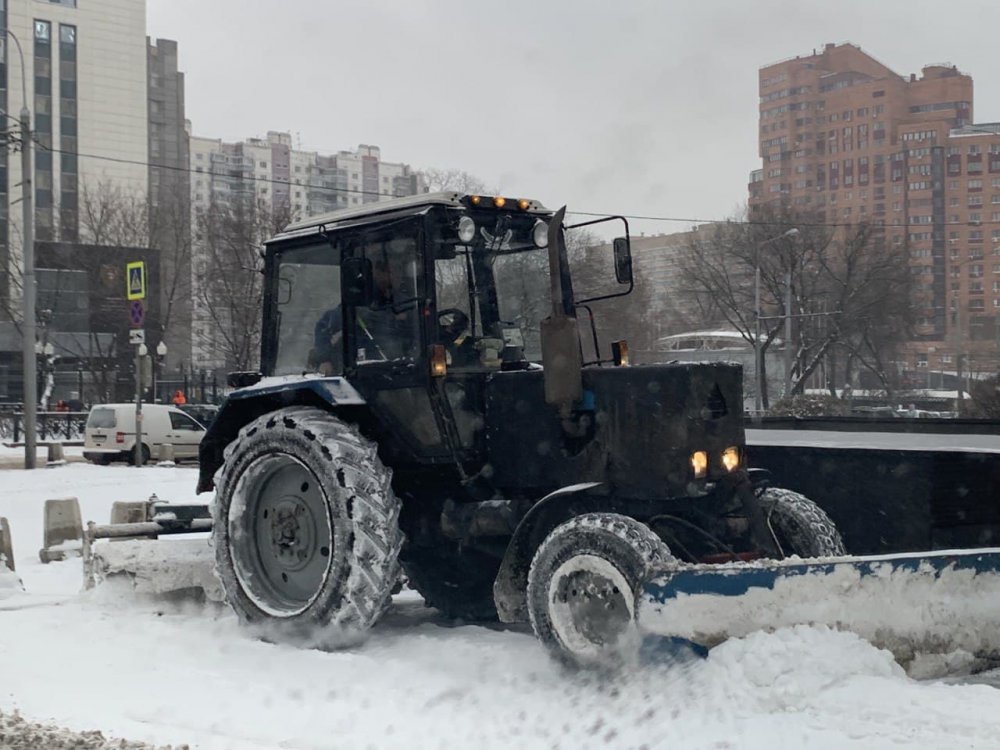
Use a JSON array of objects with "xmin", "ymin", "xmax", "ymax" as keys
[
  {"xmin": 342, "ymin": 256, "xmax": 373, "ymax": 306},
  {"xmin": 613, "ymin": 237, "xmax": 633, "ymax": 285}
]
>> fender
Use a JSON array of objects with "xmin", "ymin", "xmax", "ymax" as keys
[
  {"xmin": 196, "ymin": 376, "xmax": 365, "ymax": 493},
  {"xmin": 493, "ymin": 482, "xmax": 607, "ymax": 623}
]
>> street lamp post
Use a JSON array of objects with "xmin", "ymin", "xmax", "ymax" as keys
[
  {"xmin": 155, "ymin": 340, "xmax": 167, "ymax": 403},
  {"xmin": 754, "ymin": 228, "xmax": 799, "ymax": 414}
]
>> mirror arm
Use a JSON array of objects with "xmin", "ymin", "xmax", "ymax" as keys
[{"xmin": 573, "ymin": 275, "xmax": 634, "ymax": 307}]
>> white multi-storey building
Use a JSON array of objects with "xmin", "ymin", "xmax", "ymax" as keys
[
  {"xmin": 187, "ymin": 131, "xmax": 427, "ymax": 370},
  {"xmin": 3, "ymin": 0, "xmax": 148, "ymax": 248}
]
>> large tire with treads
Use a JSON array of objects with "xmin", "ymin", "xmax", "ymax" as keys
[
  {"xmin": 761, "ymin": 487, "xmax": 846, "ymax": 557},
  {"xmin": 527, "ymin": 513, "xmax": 674, "ymax": 668},
  {"xmin": 213, "ymin": 406, "xmax": 403, "ymax": 647}
]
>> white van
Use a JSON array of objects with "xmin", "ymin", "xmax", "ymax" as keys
[{"xmin": 83, "ymin": 404, "xmax": 206, "ymax": 464}]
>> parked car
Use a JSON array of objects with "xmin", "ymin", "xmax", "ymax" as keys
[
  {"xmin": 83, "ymin": 403, "xmax": 207, "ymax": 464},
  {"xmin": 177, "ymin": 403, "xmax": 219, "ymax": 429}
]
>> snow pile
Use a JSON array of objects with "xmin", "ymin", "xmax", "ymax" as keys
[
  {"xmin": 0, "ymin": 561, "xmax": 23, "ymax": 599},
  {"xmin": 0, "ymin": 708, "xmax": 185, "ymax": 749},
  {"xmin": 640, "ymin": 551, "xmax": 1000, "ymax": 671},
  {"xmin": 4, "ymin": 463, "xmax": 1000, "ymax": 747},
  {"xmin": 90, "ymin": 538, "xmax": 222, "ymax": 601}
]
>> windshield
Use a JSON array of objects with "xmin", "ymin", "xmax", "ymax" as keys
[{"xmin": 433, "ymin": 210, "xmax": 551, "ymax": 364}]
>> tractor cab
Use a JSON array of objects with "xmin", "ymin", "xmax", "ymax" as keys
[
  {"xmin": 255, "ymin": 193, "xmax": 630, "ymax": 472},
  {"xmin": 263, "ymin": 192, "xmax": 567, "ymax": 381}
]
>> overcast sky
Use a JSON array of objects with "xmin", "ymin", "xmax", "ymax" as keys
[{"xmin": 147, "ymin": 0, "xmax": 1000, "ymax": 236}]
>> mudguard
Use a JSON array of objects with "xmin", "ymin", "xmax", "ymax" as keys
[
  {"xmin": 196, "ymin": 376, "xmax": 365, "ymax": 493},
  {"xmin": 493, "ymin": 482, "xmax": 604, "ymax": 623}
]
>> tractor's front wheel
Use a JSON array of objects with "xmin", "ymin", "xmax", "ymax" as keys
[
  {"xmin": 213, "ymin": 407, "xmax": 402, "ymax": 647},
  {"xmin": 761, "ymin": 487, "xmax": 846, "ymax": 557},
  {"xmin": 527, "ymin": 513, "xmax": 674, "ymax": 668}
]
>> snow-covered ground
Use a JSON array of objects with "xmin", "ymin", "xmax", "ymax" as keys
[{"xmin": 3, "ymin": 463, "xmax": 1000, "ymax": 749}]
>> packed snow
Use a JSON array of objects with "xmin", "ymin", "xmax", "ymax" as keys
[
  {"xmin": 2, "ymin": 462, "xmax": 1000, "ymax": 748},
  {"xmin": 640, "ymin": 550, "xmax": 1000, "ymax": 672}
]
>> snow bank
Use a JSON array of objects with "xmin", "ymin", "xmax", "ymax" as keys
[
  {"xmin": 639, "ymin": 550, "xmax": 1000, "ymax": 672},
  {"xmin": 0, "ymin": 563, "xmax": 23, "ymax": 599},
  {"xmin": 4, "ymin": 464, "xmax": 1000, "ymax": 748}
]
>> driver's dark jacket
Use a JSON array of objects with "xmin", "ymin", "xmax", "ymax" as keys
[{"xmin": 313, "ymin": 301, "xmax": 415, "ymax": 364}]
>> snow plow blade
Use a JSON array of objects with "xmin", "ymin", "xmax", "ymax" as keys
[
  {"xmin": 83, "ymin": 500, "xmax": 221, "ymax": 601},
  {"xmin": 637, "ymin": 548, "xmax": 1000, "ymax": 664}
]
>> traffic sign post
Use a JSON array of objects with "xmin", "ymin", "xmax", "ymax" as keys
[
  {"xmin": 126, "ymin": 261, "xmax": 146, "ymax": 301},
  {"xmin": 134, "ymin": 340, "xmax": 144, "ymax": 466},
  {"xmin": 129, "ymin": 300, "xmax": 145, "ymax": 328},
  {"xmin": 126, "ymin": 260, "xmax": 147, "ymax": 465}
]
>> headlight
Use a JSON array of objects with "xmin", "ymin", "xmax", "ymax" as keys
[
  {"xmin": 722, "ymin": 446, "xmax": 740, "ymax": 472},
  {"xmin": 690, "ymin": 450, "xmax": 708, "ymax": 479},
  {"xmin": 532, "ymin": 219, "xmax": 549, "ymax": 248},
  {"xmin": 457, "ymin": 216, "xmax": 476, "ymax": 243}
]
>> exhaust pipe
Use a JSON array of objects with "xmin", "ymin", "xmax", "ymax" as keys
[{"xmin": 540, "ymin": 206, "xmax": 583, "ymax": 418}]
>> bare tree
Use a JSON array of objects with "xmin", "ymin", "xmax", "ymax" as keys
[
  {"xmin": 680, "ymin": 205, "xmax": 914, "ymax": 408},
  {"xmin": 193, "ymin": 195, "xmax": 297, "ymax": 371},
  {"xmin": 421, "ymin": 168, "xmax": 496, "ymax": 195}
]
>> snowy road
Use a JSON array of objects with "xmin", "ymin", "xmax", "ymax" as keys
[{"xmin": 3, "ymin": 463, "xmax": 1000, "ymax": 749}]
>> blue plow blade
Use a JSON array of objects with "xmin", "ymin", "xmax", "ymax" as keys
[{"xmin": 636, "ymin": 548, "xmax": 1000, "ymax": 663}]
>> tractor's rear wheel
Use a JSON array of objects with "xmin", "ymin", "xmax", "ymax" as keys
[
  {"xmin": 762, "ymin": 487, "xmax": 846, "ymax": 557},
  {"xmin": 527, "ymin": 513, "xmax": 674, "ymax": 668},
  {"xmin": 213, "ymin": 407, "xmax": 402, "ymax": 647}
]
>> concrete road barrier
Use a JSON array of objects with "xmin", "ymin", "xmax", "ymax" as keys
[
  {"xmin": 157, "ymin": 443, "xmax": 175, "ymax": 466},
  {"xmin": 0, "ymin": 517, "xmax": 14, "ymax": 572},
  {"xmin": 46, "ymin": 442, "xmax": 66, "ymax": 467},
  {"xmin": 39, "ymin": 497, "xmax": 83, "ymax": 563},
  {"xmin": 109, "ymin": 501, "xmax": 154, "ymax": 542}
]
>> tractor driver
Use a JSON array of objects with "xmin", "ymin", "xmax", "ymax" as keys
[{"xmin": 311, "ymin": 257, "xmax": 416, "ymax": 374}]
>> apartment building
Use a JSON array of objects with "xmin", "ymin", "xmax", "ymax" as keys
[
  {"xmin": 2, "ymin": 0, "xmax": 147, "ymax": 248},
  {"xmin": 147, "ymin": 37, "xmax": 189, "ymax": 371},
  {"xmin": 749, "ymin": 43, "xmax": 1000, "ymax": 378},
  {"xmin": 186, "ymin": 132, "xmax": 427, "ymax": 369}
]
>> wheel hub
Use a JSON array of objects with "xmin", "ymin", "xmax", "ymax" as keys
[
  {"xmin": 548, "ymin": 554, "xmax": 636, "ymax": 662},
  {"xmin": 555, "ymin": 569, "xmax": 630, "ymax": 646},
  {"xmin": 268, "ymin": 500, "xmax": 315, "ymax": 567},
  {"xmin": 228, "ymin": 454, "xmax": 334, "ymax": 617}
]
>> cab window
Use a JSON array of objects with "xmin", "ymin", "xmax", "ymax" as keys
[{"xmin": 351, "ymin": 225, "xmax": 421, "ymax": 365}]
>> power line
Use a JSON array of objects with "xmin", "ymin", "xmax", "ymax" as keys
[{"xmin": 29, "ymin": 137, "xmax": 1000, "ymax": 232}]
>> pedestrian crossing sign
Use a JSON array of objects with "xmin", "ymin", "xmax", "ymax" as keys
[{"xmin": 126, "ymin": 261, "xmax": 146, "ymax": 300}]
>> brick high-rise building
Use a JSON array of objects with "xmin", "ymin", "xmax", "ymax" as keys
[{"xmin": 749, "ymin": 42, "xmax": 1000, "ymax": 384}]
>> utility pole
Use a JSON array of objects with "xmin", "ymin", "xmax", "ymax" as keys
[
  {"xmin": 135, "ymin": 343, "xmax": 145, "ymax": 466},
  {"xmin": 5, "ymin": 29, "xmax": 37, "ymax": 469},
  {"xmin": 784, "ymin": 265, "xmax": 793, "ymax": 398}
]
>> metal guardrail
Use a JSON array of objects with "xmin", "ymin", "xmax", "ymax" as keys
[{"xmin": 0, "ymin": 411, "xmax": 89, "ymax": 443}]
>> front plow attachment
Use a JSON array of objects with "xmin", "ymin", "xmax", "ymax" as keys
[{"xmin": 638, "ymin": 549, "xmax": 1000, "ymax": 664}]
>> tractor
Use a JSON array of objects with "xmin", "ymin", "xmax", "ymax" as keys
[{"xmin": 139, "ymin": 192, "xmax": 843, "ymax": 666}]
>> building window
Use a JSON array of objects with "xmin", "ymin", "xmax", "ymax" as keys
[
  {"xmin": 34, "ymin": 20, "xmax": 51, "ymax": 40},
  {"xmin": 59, "ymin": 24, "xmax": 75, "ymax": 44}
]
